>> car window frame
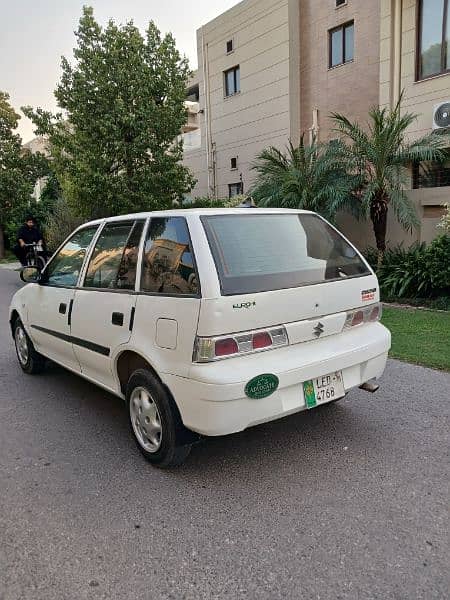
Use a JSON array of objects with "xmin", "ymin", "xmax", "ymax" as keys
[
  {"xmin": 137, "ymin": 216, "xmax": 202, "ymax": 299},
  {"xmin": 80, "ymin": 219, "xmax": 146, "ymax": 293},
  {"xmin": 40, "ymin": 224, "xmax": 101, "ymax": 289}
]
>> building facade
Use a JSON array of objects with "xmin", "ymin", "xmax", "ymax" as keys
[
  {"xmin": 183, "ymin": 0, "xmax": 294, "ymax": 200},
  {"xmin": 184, "ymin": 0, "xmax": 449, "ymax": 248}
]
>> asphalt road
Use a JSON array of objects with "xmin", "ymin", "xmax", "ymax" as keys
[{"xmin": 0, "ymin": 268, "xmax": 449, "ymax": 600}]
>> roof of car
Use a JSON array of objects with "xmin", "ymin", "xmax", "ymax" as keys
[{"xmin": 82, "ymin": 208, "xmax": 314, "ymax": 227}]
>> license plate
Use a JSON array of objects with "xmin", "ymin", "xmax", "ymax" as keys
[{"xmin": 303, "ymin": 371, "xmax": 345, "ymax": 409}]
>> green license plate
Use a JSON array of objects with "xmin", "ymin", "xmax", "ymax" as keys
[{"xmin": 303, "ymin": 371, "xmax": 345, "ymax": 408}]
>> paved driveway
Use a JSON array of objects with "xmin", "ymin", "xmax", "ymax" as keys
[{"xmin": 0, "ymin": 269, "xmax": 449, "ymax": 600}]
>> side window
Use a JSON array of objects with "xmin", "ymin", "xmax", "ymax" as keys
[
  {"xmin": 84, "ymin": 221, "xmax": 144, "ymax": 290},
  {"xmin": 45, "ymin": 227, "xmax": 98, "ymax": 287},
  {"xmin": 141, "ymin": 217, "xmax": 199, "ymax": 296}
]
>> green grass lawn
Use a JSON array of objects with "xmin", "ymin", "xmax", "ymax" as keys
[{"xmin": 382, "ymin": 306, "xmax": 450, "ymax": 371}]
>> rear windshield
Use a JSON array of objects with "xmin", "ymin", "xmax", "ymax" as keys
[{"xmin": 201, "ymin": 213, "xmax": 371, "ymax": 295}]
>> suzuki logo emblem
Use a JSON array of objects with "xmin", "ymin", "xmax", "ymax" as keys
[{"xmin": 313, "ymin": 322, "xmax": 324, "ymax": 337}]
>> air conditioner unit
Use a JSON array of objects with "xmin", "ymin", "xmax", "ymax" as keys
[{"xmin": 432, "ymin": 101, "xmax": 450, "ymax": 130}]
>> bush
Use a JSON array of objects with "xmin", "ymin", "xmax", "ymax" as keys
[
  {"xmin": 45, "ymin": 198, "xmax": 83, "ymax": 252},
  {"xmin": 427, "ymin": 234, "xmax": 450, "ymax": 291},
  {"xmin": 185, "ymin": 195, "xmax": 251, "ymax": 209},
  {"xmin": 184, "ymin": 197, "xmax": 228, "ymax": 209},
  {"xmin": 438, "ymin": 203, "xmax": 450, "ymax": 234},
  {"xmin": 365, "ymin": 235, "xmax": 450, "ymax": 301}
]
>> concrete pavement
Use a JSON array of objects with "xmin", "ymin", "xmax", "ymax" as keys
[{"xmin": 0, "ymin": 268, "xmax": 449, "ymax": 600}]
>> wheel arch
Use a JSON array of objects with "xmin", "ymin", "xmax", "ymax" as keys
[
  {"xmin": 115, "ymin": 350, "xmax": 162, "ymax": 396},
  {"xmin": 114, "ymin": 349, "xmax": 200, "ymax": 445},
  {"xmin": 9, "ymin": 309, "xmax": 20, "ymax": 337}
]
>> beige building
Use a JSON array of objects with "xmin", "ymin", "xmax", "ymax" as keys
[
  {"xmin": 185, "ymin": 0, "xmax": 449, "ymax": 248},
  {"xmin": 183, "ymin": 0, "xmax": 294, "ymax": 200},
  {"xmin": 380, "ymin": 0, "xmax": 450, "ymax": 244},
  {"xmin": 184, "ymin": 0, "xmax": 382, "ymax": 203}
]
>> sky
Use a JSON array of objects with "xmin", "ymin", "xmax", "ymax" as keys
[{"xmin": 0, "ymin": 0, "xmax": 241, "ymax": 143}]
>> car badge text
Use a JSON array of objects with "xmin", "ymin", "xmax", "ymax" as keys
[{"xmin": 233, "ymin": 301, "xmax": 256, "ymax": 309}]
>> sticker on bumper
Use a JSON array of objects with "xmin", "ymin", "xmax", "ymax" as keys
[{"xmin": 245, "ymin": 374, "xmax": 279, "ymax": 399}]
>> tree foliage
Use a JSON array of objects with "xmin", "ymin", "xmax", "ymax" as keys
[
  {"xmin": 331, "ymin": 98, "xmax": 447, "ymax": 266},
  {"xmin": 249, "ymin": 136, "xmax": 359, "ymax": 223},
  {"xmin": 0, "ymin": 91, "xmax": 48, "ymax": 257},
  {"xmin": 23, "ymin": 6, "xmax": 195, "ymax": 221}
]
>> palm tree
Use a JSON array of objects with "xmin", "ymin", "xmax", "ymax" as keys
[
  {"xmin": 250, "ymin": 135, "xmax": 359, "ymax": 224},
  {"xmin": 331, "ymin": 98, "xmax": 447, "ymax": 267}
]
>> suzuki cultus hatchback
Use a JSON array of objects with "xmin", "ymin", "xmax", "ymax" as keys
[{"xmin": 10, "ymin": 209, "xmax": 391, "ymax": 467}]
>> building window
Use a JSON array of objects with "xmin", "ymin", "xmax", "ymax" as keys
[
  {"xmin": 418, "ymin": 0, "xmax": 450, "ymax": 80},
  {"xmin": 226, "ymin": 39, "xmax": 234, "ymax": 54},
  {"xmin": 224, "ymin": 66, "xmax": 240, "ymax": 97},
  {"xmin": 230, "ymin": 157, "xmax": 237, "ymax": 170},
  {"xmin": 336, "ymin": 0, "xmax": 347, "ymax": 7},
  {"xmin": 228, "ymin": 182, "xmax": 242, "ymax": 198},
  {"xmin": 413, "ymin": 153, "xmax": 450, "ymax": 189},
  {"xmin": 329, "ymin": 21, "xmax": 354, "ymax": 68}
]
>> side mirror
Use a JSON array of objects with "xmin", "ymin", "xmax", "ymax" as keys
[{"xmin": 20, "ymin": 266, "xmax": 41, "ymax": 283}]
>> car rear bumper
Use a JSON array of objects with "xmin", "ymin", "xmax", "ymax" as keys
[{"xmin": 163, "ymin": 323, "xmax": 391, "ymax": 437}]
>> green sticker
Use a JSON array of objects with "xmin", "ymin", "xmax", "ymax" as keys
[
  {"xmin": 303, "ymin": 380, "xmax": 316, "ymax": 408},
  {"xmin": 245, "ymin": 374, "xmax": 279, "ymax": 399}
]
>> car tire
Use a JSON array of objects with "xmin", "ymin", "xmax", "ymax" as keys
[
  {"xmin": 126, "ymin": 369, "xmax": 191, "ymax": 468},
  {"xmin": 14, "ymin": 318, "xmax": 46, "ymax": 374},
  {"xmin": 35, "ymin": 255, "xmax": 46, "ymax": 271}
]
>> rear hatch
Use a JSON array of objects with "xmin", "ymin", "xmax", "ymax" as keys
[{"xmin": 196, "ymin": 212, "xmax": 379, "ymax": 345}]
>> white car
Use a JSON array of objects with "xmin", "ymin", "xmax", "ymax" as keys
[{"xmin": 9, "ymin": 209, "xmax": 391, "ymax": 467}]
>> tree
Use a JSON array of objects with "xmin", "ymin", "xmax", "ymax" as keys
[
  {"xmin": 0, "ymin": 92, "xmax": 47, "ymax": 258},
  {"xmin": 250, "ymin": 136, "xmax": 359, "ymax": 223},
  {"xmin": 331, "ymin": 99, "xmax": 447, "ymax": 267},
  {"xmin": 23, "ymin": 6, "xmax": 195, "ymax": 221}
]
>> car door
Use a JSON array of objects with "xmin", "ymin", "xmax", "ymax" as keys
[
  {"xmin": 26, "ymin": 226, "xmax": 99, "ymax": 371},
  {"xmin": 69, "ymin": 220, "xmax": 145, "ymax": 388}
]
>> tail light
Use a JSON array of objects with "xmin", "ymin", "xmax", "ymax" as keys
[
  {"xmin": 193, "ymin": 326, "xmax": 288, "ymax": 363},
  {"xmin": 344, "ymin": 303, "xmax": 382, "ymax": 329}
]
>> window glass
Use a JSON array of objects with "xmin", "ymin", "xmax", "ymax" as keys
[
  {"xmin": 226, "ymin": 70, "xmax": 235, "ymax": 96},
  {"xmin": 202, "ymin": 214, "xmax": 370, "ymax": 295},
  {"xmin": 235, "ymin": 66, "xmax": 240, "ymax": 93},
  {"xmin": 116, "ymin": 221, "xmax": 144, "ymax": 289},
  {"xmin": 84, "ymin": 221, "xmax": 143, "ymax": 289},
  {"xmin": 45, "ymin": 227, "xmax": 98, "ymax": 287},
  {"xmin": 413, "ymin": 150, "xmax": 450, "ymax": 188},
  {"xmin": 331, "ymin": 28, "xmax": 344, "ymax": 67},
  {"xmin": 420, "ymin": 0, "xmax": 445, "ymax": 78},
  {"xmin": 141, "ymin": 217, "xmax": 199, "ymax": 295},
  {"xmin": 228, "ymin": 183, "xmax": 242, "ymax": 198},
  {"xmin": 224, "ymin": 66, "xmax": 240, "ymax": 96},
  {"xmin": 345, "ymin": 23, "xmax": 354, "ymax": 61}
]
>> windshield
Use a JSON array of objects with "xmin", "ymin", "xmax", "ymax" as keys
[{"xmin": 202, "ymin": 213, "xmax": 371, "ymax": 295}]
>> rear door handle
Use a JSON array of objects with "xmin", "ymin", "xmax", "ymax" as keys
[
  {"xmin": 112, "ymin": 312, "xmax": 124, "ymax": 326},
  {"xmin": 59, "ymin": 303, "xmax": 67, "ymax": 314},
  {"xmin": 68, "ymin": 300, "xmax": 74, "ymax": 326},
  {"xmin": 129, "ymin": 307, "xmax": 135, "ymax": 331}
]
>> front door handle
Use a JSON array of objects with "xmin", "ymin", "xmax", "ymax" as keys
[
  {"xmin": 112, "ymin": 312, "xmax": 124, "ymax": 326},
  {"xmin": 59, "ymin": 303, "xmax": 67, "ymax": 314}
]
